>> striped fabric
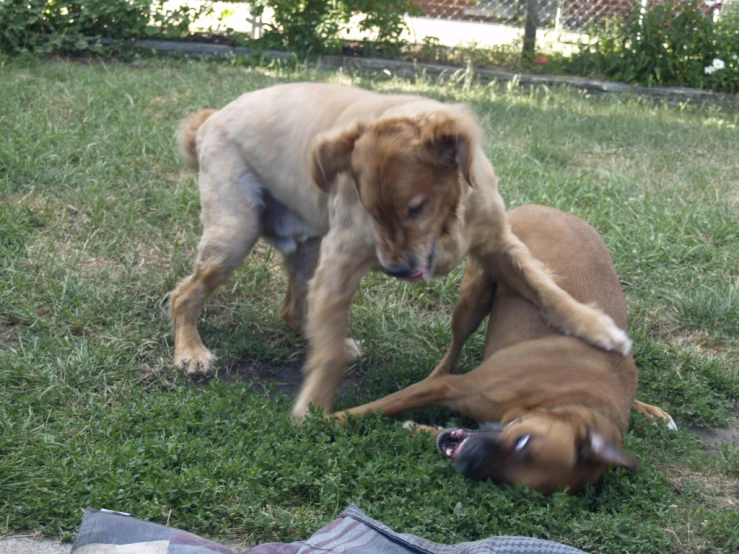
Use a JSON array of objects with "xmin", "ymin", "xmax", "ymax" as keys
[{"xmin": 71, "ymin": 505, "xmax": 585, "ymax": 554}]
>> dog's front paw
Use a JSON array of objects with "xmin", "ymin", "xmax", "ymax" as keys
[
  {"xmin": 602, "ymin": 325, "xmax": 633, "ymax": 356},
  {"xmin": 580, "ymin": 313, "xmax": 632, "ymax": 356},
  {"xmin": 174, "ymin": 345, "xmax": 216, "ymax": 375}
]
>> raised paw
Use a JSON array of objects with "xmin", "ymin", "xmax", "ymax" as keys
[
  {"xmin": 575, "ymin": 311, "xmax": 632, "ymax": 356},
  {"xmin": 596, "ymin": 324, "xmax": 633, "ymax": 356},
  {"xmin": 174, "ymin": 344, "xmax": 216, "ymax": 376}
]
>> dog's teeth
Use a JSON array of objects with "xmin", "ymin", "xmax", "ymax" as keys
[{"xmin": 445, "ymin": 447, "xmax": 453, "ymax": 457}]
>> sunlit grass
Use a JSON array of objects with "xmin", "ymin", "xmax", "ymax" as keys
[{"xmin": 0, "ymin": 56, "xmax": 737, "ymax": 551}]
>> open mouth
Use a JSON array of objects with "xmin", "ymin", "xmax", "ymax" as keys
[
  {"xmin": 397, "ymin": 244, "xmax": 437, "ymax": 282},
  {"xmin": 437, "ymin": 428, "xmax": 471, "ymax": 459}
]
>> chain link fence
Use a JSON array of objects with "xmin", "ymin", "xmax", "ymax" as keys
[
  {"xmin": 412, "ymin": 0, "xmax": 734, "ymax": 28},
  {"xmin": 171, "ymin": 1, "xmax": 736, "ymax": 56},
  {"xmin": 408, "ymin": 0, "xmax": 734, "ymax": 54},
  {"xmin": 412, "ymin": 0, "xmax": 637, "ymax": 29}
]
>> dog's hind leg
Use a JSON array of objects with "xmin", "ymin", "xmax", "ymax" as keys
[
  {"xmin": 632, "ymin": 400, "xmax": 678, "ymax": 430},
  {"xmin": 428, "ymin": 260, "xmax": 495, "ymax": 379},
  {"xmin": 171, "ymin": 147, "xmax": 263, "ymax": 375},
  {"xmin": 478, "ymin": 231, "xmax": 632, "ymax": 356}
]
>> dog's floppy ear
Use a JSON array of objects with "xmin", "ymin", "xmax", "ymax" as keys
[
  {"xmin": 580, "ymin": 432, "xmax": 639, "ymax": 473},
  {"xmin": 418, "ymin": 111, "xmax": 479, "ymax": 187},
  {"xmin": 310, "ymin": 123, "xmax": 365, "ymax": 193}
]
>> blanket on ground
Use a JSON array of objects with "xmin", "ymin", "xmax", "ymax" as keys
[{"xmin": 71, "ymin": 504, "xmax": 585, "ymax": 554}]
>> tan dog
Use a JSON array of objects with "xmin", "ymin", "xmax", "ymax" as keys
[
  {"xmin": 170, "ymin": 83, "xmax": 632, "ymax": 418},
  {"xmin": 332, "ymin": 205, "xmax": 676, "ymax": 494}
]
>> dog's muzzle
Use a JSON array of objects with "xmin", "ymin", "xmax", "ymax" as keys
[
  {"xmin": 438, "ymin": 428, "xmax": 506, "ymax": 481},
  {"xmin": 382, "ymin": 244, "xmax": 437, "ymax": 282},
  {"xmin": 437, "ymin": 428, "xmax": 472, "ymax": 459}
]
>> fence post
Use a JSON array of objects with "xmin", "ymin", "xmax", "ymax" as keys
[
  {"xmin": 554, "ymin": 0, "xmax": 564, "ymax": 35},
  {"xmin": 523, "ymin": 0, "xmax": 539, "ymax": 59}
]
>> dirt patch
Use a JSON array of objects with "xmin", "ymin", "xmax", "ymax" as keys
[
  {"xmin": 217, "ymin": 360, "xmax": 365, "ymax": 400},
  {"xmin": 25, "ymin": 230, "xmax": 172, "ymax": 279},
  {"xmin": 690, "ymin": 425, "xmax": 739, "ymax": 453},
  {"xmin": 219, "ymin": 361, "xmax": 305, "ymax": 398},
  {"xmin": 664, "ymin": 329, "xmax": 731, "ymax": 357},
  {"xmin": 0, "ymin": 320, "xmax": 21, "ymax": 350},
  {"xmin": 646, "ymin": 318, "xmax": 730, "ymax": 358},
  {"xmin": 659, "ymin": 463, "xmax": 739, "ymax": 510}
]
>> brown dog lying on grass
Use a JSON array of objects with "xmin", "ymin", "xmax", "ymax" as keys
[
  {"xmin": 170, "ymin": 83, "xmax": 632, "ymax": 419},
  {"xmin": 332, "ymin": 205, "xmax": 676, "ymax": 494}
]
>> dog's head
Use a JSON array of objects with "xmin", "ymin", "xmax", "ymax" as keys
[
  {"xmin": 311, "ymin": 111, "xmax": 478, "ymax": 281},
  {"xmin": 437, "ymin": 412, "xmax": 638, "ymax": 494}
]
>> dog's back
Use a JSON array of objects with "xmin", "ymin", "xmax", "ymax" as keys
[
  {"xmin": 485, "ymin": 205, "xmax": 626, "ymax": 353},
  {"xmin": 483, "ymin": 205, "xmax": 637, "ymax": 428}
]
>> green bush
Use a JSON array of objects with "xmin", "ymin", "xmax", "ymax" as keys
[
  {"xmin": 0, "ymin": 0, "xmax": 208, "ymax": 55},
  {"xmin": 570, "ymin": 0, "xmax": 739, "ymax": 93},
  {"xmin": 248, "ymin": 0, "xmax": 415, "ymax": 56},
  {"xmin": 707, "ymin": 6, "xmax": 739, "ymax": 92}
]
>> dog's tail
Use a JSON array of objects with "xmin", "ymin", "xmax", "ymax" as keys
[{"xmin": 177, "ymin": 109, "xmax": 217, "ymax": 171}]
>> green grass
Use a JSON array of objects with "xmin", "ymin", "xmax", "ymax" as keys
[{"xmin": 1, "ymin": 55, "xmax": 738, "ymax": 552}]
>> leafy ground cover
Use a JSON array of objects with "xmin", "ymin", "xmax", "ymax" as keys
[{"xmin": 0, "ymin": 56, "xmax": 737, "ymax": 552}]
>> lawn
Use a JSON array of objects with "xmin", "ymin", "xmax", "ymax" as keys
[{"xmin": 1, "ymin": 55, "xmax": 738, "ymax": 553}]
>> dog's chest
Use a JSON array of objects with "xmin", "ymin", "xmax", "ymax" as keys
[{"xmin": 434, "ymin": 232, "xmax": 471, "ymax": 275}]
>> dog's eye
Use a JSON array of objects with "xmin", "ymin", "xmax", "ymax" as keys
[
  {"xmin": 407, "ymin": 200, "xmax": 426, "ymax": 218},
  {"xmin": 514, "ymin": 434, "xmax": 531, "ymax": 452}
]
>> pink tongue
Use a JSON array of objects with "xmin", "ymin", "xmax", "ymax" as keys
[{"xmin": 398, "ymin": 267, "xmax": 429, "ymax": 282}]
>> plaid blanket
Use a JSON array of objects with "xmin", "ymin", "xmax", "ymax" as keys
[{"xmin": 71, "ymin": 504, "xmax": 585, "ymax": 554}]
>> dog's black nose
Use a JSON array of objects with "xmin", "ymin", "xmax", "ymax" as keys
[
  {"xmin": 453, "ymin": 432, "xmax": 503, "ymax": 481},
  {"xmin": 383, "ymin": 261, "xmax": 414, "ymax": 278}
]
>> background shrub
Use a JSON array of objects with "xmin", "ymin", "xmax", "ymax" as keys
[
  {"xmin": 706, "ymin": 7, "xmax": 739, "ymax": 92},
  {"xmin": 569, "ymin": 0, "xmax": 739, "ymax": 93},
  {"xmin": 0, "ymin": 0, "xmax": 207, "ymax": 55},
  {"xmin": 248, "ymin": 0, "xmax": 416, "ymax": 56}
]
